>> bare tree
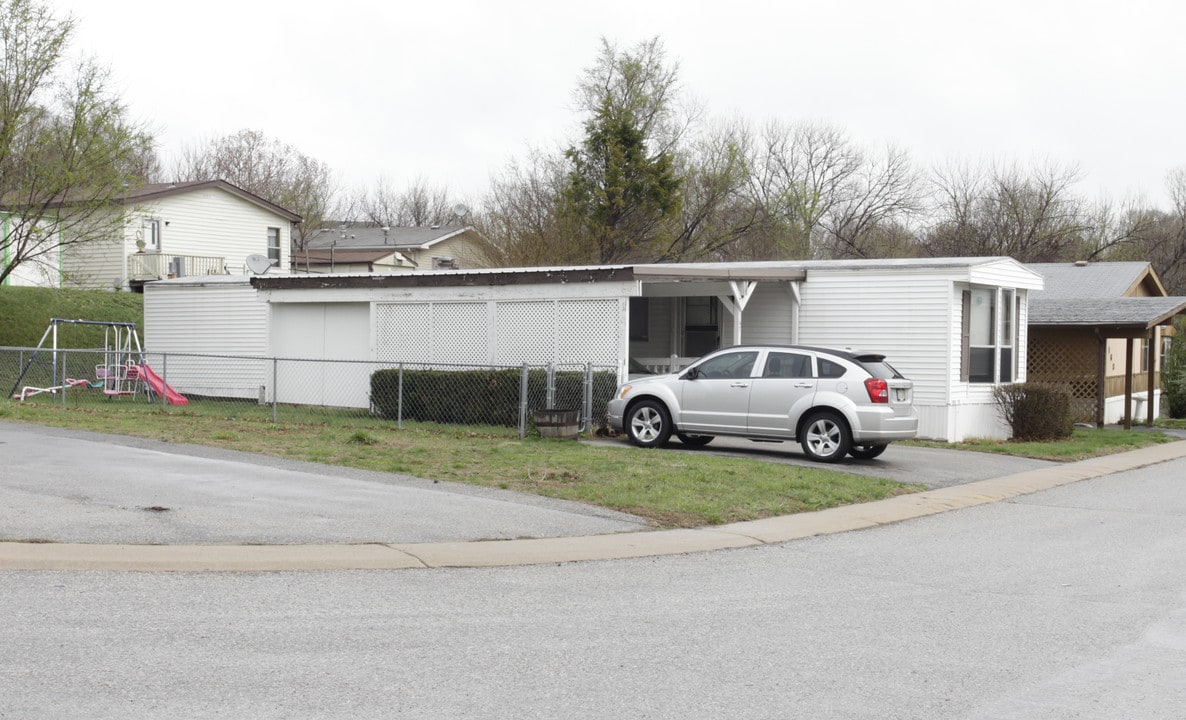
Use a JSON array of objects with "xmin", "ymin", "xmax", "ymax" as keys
[
  {"xmin": 171, "ymin": 129, "xmax": 336, "ymax": 250},
  {"xmin": 818, "ymin": 144, "xmax": 923, "ymax": 259},
  {"xmin": 1128, "ymin": 167, "xmax": 1186, "ymax": 294},
  {"xmin": 923, "ymin": 160, "xmax": 1090, "ymax": 262},
  {"xmin": 0, "ymin": 0, "xmax": 155, "ymax": 287},
  {"xmin": 352, "ymin": 176, "xmax": 456, "ymax": 228},
  {"xmin": 476, "ymin": 150, "xmax": 587, "ymax": 267}
]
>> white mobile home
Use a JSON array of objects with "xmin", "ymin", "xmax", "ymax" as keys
[{"xmin": 143, "ymin": 257, "xmax": 1043, "ymax": 441}]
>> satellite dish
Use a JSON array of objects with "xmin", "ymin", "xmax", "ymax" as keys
[
  {"xmin": 452, "ymin": 203, "xmax": 469, "ymax": 219},
  {"xmin": 245, "ymin": 254, "xmax": 273, "ymax": 275}
]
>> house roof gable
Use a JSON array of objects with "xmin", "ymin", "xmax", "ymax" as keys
[
  {"xmin": 1027, "ymin": 261, "xmax": 1167, "ymax": 300},
  {"xmin": 114, "ymin": 181, "xmax": 302, "ymax": 222}
]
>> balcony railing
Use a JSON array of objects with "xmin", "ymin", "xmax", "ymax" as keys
[{"xmin": 128, "ymin": 252, "xmax": 228, "ymax": 281}]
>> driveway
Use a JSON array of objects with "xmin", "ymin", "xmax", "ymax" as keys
[
  {"xmin": 591, "ymin": 434, "xmax": 1057, "ymax": 489},
  {"xmin": 0, "ymin": 422, "xmax": 648, "ymax": 545}
]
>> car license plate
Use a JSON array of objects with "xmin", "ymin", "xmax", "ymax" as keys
[{"xmin": 895, "ymin": 388, "xmax": 907, "ymax": 402}]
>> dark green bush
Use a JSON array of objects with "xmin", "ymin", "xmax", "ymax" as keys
[
  {"xmin": 370, "ymin": 367, "xmax": 619, "ymax": 427},
  {"xmin": 1162, "ymin": 319, "xmax": 1186, "ymax": 419},
  {"xmin": 993, "ymin": 383, "xmax": 1073, "ymax": 441}
]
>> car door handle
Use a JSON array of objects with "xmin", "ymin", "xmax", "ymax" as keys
[
  {"xmin": 730, "ymin": 382, "xmax": 750, "ymax": 388},
  {"xmin": 793, "ymin": 382, "xmax": 814, "ymax": 388}
]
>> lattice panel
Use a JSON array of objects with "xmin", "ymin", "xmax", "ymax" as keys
[
  {"xmin": 557, "ymin": 300, "xmax": 620, "ymax": 366},
  {"xmin": 431, "ymin": 303, "xmax": 488, "ymax": 365},
  {"xmin": 495, "ymin": 301, "xmax": 557, "ymax": 365},
  {"xmin": 1028, "ymin": 330, "xmax": 1098, "ymax": 421},
  {"xmin": 375, "ymin": 303, "xmax": 431, "ymax": 363}
]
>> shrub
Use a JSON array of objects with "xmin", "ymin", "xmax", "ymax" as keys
[
  {"xmin": 993, "ymin": 382, "xmax": 1073, "ymax": 441},
  {"xmin": 1162, "ymin": 319, "xmax": 1186, "ymax": 418}
]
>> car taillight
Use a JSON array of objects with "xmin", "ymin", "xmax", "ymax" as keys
[{"xmin": 864, "ymin": 377, "xmax": 889, "ymax": 403}]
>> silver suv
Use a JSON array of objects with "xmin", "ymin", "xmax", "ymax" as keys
[{"xmin": 606, "ymin": 345, "xmax": 918, "ymax": 462}]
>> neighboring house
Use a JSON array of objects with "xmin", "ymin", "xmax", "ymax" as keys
[
  {"xmin": 3, "ymin": 180, "xmax": 301, "ymax": 291},
  {"xmin": 293, "ymin": 225, "xmax": 490, "ymax": 274},
  {"xmin": 1027, "ymin": 261, "xmax": 1186, "ymax": 426},
  {"xmin": 144, "ymin": 256, "xmax": 1042, "ymax": 441}
]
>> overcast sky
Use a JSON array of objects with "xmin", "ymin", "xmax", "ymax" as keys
[{"xmin": 57, "ymin": 0, "xmax": 1186, "ymax": 208}]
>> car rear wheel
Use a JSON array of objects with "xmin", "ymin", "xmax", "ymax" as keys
[
  {"xmin": 848, "ymin": 443, "xmax": 888, "ymax": 460},
  {"xmin": 800, "ymin": 411, "xmax": 851, "ymax": 463},
  {"xmin": 626, "ymin": 400, "xmax": 672, "ymax": 448},
  {"xmin": 676, "ymin": 432, "xmax": 714, "ymax": 447}
]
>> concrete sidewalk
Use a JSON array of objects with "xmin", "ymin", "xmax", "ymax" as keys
[{"xmin": 5, "ymin": 426, "xmax": 1185, "ymax": 572}]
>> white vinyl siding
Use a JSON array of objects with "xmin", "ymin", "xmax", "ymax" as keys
[
  {"xmin": 142, "ymin": 278, "xmax": 269, "ymax": 399},
  {"xmin": 60, "ymin": 187, "xmax": 294, "ymax": 290},
  {"xmin": 796, "ymin": 270, "xmax": 951, "ymax": 405}
]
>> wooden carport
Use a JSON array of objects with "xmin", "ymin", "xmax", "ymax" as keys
[{"xmin": 1028, "ymin": 297, "xmax": 1186, "ymax": 429}]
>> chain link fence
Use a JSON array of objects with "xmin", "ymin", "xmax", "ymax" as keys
[{"xmin": 2, "ymin": 346, "xmax": 622, "ymax": 438}]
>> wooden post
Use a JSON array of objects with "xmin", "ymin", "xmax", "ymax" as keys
[
  {"xmin": 1148, "ymin": 327, "xmax": 1157, "ymax": 427},
  {"xmin": 1124, "ymin": 337, "xmax": 1134, "ymax": 430},
  {"xmin": 1096, "ymin": 333, "xmax": 1106, "ymax": 428}
]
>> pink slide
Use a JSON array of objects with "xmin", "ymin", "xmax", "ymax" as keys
[{"xmin": 137, "ymin": 363, "xmax": 189, "ymax": 406}]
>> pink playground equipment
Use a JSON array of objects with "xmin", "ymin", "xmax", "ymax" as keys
[{"xmin": 10, "ymin": 318, "xmax": 187, "ymax": 406}]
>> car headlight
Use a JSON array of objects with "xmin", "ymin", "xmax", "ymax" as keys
[{"xmin": 618, "ymin": 385, "xmax": 633, "ymax": 399}]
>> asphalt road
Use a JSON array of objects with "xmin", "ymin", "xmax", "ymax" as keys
[{"xmin": 3, "ymin": 454, "xmax": 1185, "ymax": 718}]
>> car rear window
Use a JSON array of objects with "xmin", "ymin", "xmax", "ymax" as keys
[{"xmin": 856, "ymin": 356, "xmax": 904, "ymax": 379}]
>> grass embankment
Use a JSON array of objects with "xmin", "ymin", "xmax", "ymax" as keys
[
  {"xmin": 0, "ymin": 286, "xmax": 144, "ymax": 347},
  {"xmin": 1, "ymin": 401, "xmax": 921, "ymax": 528}
]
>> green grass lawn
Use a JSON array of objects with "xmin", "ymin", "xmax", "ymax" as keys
[{"xmin": 907, "ymin": 426, "xmax": 1175, "ymax": 461}]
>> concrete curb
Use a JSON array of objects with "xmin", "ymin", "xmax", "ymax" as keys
[{"xmin": 5, "ymin": 440, "xmax": 1185, "ymax": 572}]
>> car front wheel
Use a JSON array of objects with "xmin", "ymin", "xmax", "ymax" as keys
[
  {"xmin": 625, "ymin": 400, "xmax": 672, "ymax": 448},
  {"xmin": 848, "ymin": 443, "xmax": 888, "ymax": 460},
  {"xmin": 800, "ymin": 411, "xmax": 852, "ymax": 463}
]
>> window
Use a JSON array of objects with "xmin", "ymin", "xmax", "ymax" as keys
[
  {"xmin": 1142, "ymin": 337, "xmax": 1151, "ymax": 373},
  {"xmin": 763, "ymin": 352, "xmax": 811, "ymax": 378},
  {"xmin": 267, "ymin": 227, "xmax": 281, "ymax": 266},
  {"xmin": 963, "ymin": 287, "xmax": 1016, "ymax": 383},
  {"xmin": 629, "ymin": 298, "xmax": 649, "ymax": 341},
  {"xmin": 817, "ymin": 358, "xmax": 847, "ymax": 379},
  {"xmin": 694, "ymin": 351, "xmax": 757, "ymax": 379}
]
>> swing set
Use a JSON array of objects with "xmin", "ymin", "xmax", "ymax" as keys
[{"xmin": 10, "ymin": 318, "xmax": 187, "ymax": 405}]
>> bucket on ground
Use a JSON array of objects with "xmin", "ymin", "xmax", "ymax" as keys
[{"xmin": 534, "ymin": 409, "xmax": 580, "ymax": 439}]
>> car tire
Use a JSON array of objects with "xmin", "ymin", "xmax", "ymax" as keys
[
  {"xmin": 848, "ymin": 443, "xmax": 888, "ymax": 460},
  {"xmin": 625, "ymin": 400, "xmax": 673, "ymax": 448},
  {"xmin": 676, "ymin": 433, "xmax": 714, "ymax": 447},
  {"xmin": 799, "ymin": 411, "xmax": 852, "ymax": 463}
]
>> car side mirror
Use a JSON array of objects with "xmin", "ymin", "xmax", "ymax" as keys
[{"xmin": 682, "ymin": 367, "xmax": 700, "ymax": 380}]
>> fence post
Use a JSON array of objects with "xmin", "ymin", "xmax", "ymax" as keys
[
  {"xmin": 583, "ymin": 362, "xmax": 593, "ymax": 433},
  {"xmin": 397, "ymin": 363, "xmax": 404, "ymax": 430},
  {"xmin": 60, "ymin": 351, "xmax": 68, "ymax": 407},
  {"xmin": 271, "ymin": 357, "xmax": 278, "ymax": 423},
  {"xmin": 519, "ymin": 363, "xmax": 529, "ymax": 439},
  {"xmin": 546, "ymin": 362, "xmax": 556, "ymax": 409},
  {"xmin": 161, "ymin": 354, "xmax": 168, "ymax": 412}
]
